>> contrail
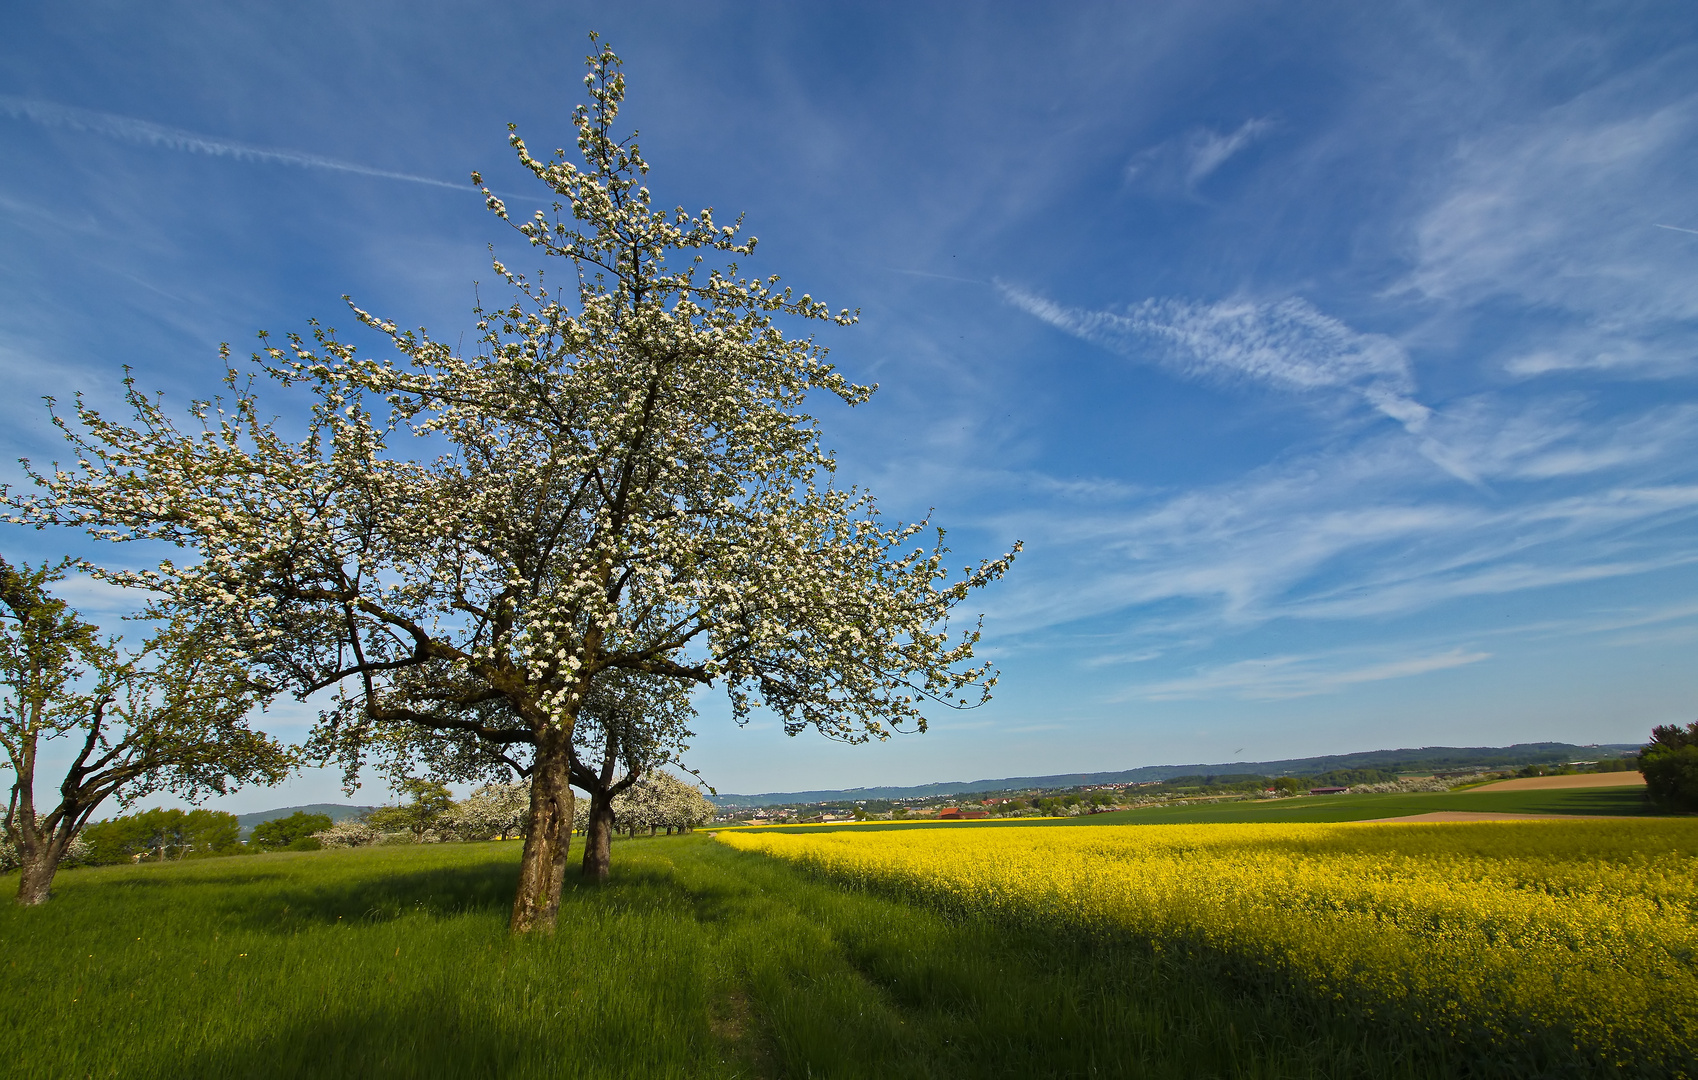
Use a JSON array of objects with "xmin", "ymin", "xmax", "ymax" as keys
[
  {"xmin": 0, "ymin": 95, "xmax": 466, "ymax": 191},
  {"xmin": 889, "ymin": 268, "xmax": 984, "ymax": 285},
  {"xmin": 1655, "ymin": 223, "xmax": 1698, "ymax": 236}
]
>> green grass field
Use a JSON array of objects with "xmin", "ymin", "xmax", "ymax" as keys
[{"xmin": 5, "ymin": 836, "xmax": 1503, "ymax": 1079}]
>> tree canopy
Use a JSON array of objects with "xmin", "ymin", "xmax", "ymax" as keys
[
  {"xmin": 367, "ymin": 779, "xmax": 455, "ymax": 839},
  {"xmin": 81, "ymin": 807, "xmax": 241, "ymax": 863},
  {"xmin": 613, "ymin": 770, "xmax": 715, "ymax": 835},
  {"xmin": 1640, "ymin": 722, "xmax": 1698, "ymax": 811},
  {"xmin": 251, "ymin": 810, "xmax": 333, "ymax": 850}
]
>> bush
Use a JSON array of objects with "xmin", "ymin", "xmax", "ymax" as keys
[
  {"xmin": 1640, "ymin": 722, "xmax": 1698, "ymax": 811},
  {"xmin": 312, "ymin": 819, "xmax": 381, "ymax": 848},
  {"xmin": 1589, "ymin": 757, "xmax": 1636, "ymax": 773},
  {"xmin": 286, "ymin": 836, "xmax": 323, "ymax": 852},
  {"xmin": 2, "ymin": 832, "xmax": 92, "ymax": 871},
  {"xmin": 1349, "ymin": 773, "xmax": 1493, "ymax": 795},
  {"xmin": 60, "ymin": 834, "xmax": 91, "ymax": 867}
]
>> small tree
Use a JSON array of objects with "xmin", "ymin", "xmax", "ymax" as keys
[
  {"xmin": 651, "ymin": 771, "xmax": 715, "ymax": 833},
  {"xmin": 5, "ymin": 38, "xmax": 1017, "ymax": 932},
  {"xmin": 185, "ymin": 808, "xmax": 242, "ymax": 855},
  {"xmin": 0, "ymin": 557, "xmax": 289, "ymax": 904},
  {"xmin": 251, "ymin": 810, "xmax": 333, "ymax": 850},
  {"xmin": 611, "ymin": 770, "xmax": 713, "ymax": 837},
  {"xmin": 126, "ymin": 807, "xmax": 188, "ymax": 861},
  {"xmin": 368, "ymin": 779, "xmax": 454, "ymax": 840},
  {"xmin": 611, "ymin": 776, "xmax": 661, "ymax": 837},
  {"xmin": 1640, "ymin": 722, "xmax": 1698, "ymax": 811},
  {"xmin": 79, "ymin": 814, "xmax": 148, "ymax": 864}
]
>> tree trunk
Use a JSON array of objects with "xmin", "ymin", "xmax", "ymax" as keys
[
  {"xmin": 510, "ymin": 732, "xmax": 574, "ymax": 933},
  {"xmin": 581, "ymin": 791, "xmax": 615, "ymax": 882},
  {"xmin": 13, "ymin": 830, "xmax": 68, "ymax": 907}
]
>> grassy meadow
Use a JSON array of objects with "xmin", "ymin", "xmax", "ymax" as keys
[{"xmin": 3, "ymin": 812, "xmax": 1692, "ymax": 1078}]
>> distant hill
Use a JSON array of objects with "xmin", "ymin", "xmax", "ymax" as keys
[
  {"xmin": 235, "ymin": 804, "xmax": 374, "ymax": 835},
  {"xmin": 709, "ymin": 742, "xmax": 1640, "ymax": 808}
]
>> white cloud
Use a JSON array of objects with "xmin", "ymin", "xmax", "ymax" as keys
[
  {"xmin": 975, "ymin": 393, "xmax": 1698, "ymax": 639},
  {"xmin": 1502, "ymin": 336, "xmax": 1693, "ymax": 379},
  {"xmin": 1125, "ymin": 117, "xmax": 1275, "ymax": 191},
  {"xmin": 1293, "ymin": 553, "xmax": 1698, "ymax": 622},
  {"xmin": 1123, "ymin": 646, "xmax": 1491, "ymax": 701},
  {"xmin": 996, "ymin": 285, "xmax": 1492, "ymax": 484},
  {"xmin": 0, "ymin": 95, "xmax": 465, "ymax": 191},
  {"xmin": 999, "ymin": 288, "xmax": 1413, "ymax": 395},
  {"xmin": 1402, "ymin": 82, "xmax": 1698, "ymax": 377},
  {"xmin": 1182, "ymin": 118, "xmax": 1275, "ymax": 183},
  {"xmin": 1420, "ymin": 398, "xmax": 1698, "ymax": 481}
]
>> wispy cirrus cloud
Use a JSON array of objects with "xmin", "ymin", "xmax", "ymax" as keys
[
  {"xmin": 976, "ymin": 390, "xmax": 1698, "ymax": 637},
  {"xmin": 998, "ymin": 289, "xmax": 1412, "ymax": 396},
  {"xmin": 1125, "ymin": 117, "xmax": 1275, "ymax": 192},
  {"xmin": 1402, "ymin": 79, "xmax": 1698, "ymax": 378},
  {"xmin": 0, "ymin": 95, "xmax": 465, "ymax": 191},
  {"xmin": 1406, "ymin": 95, "xmax": 1697, "ymax": 320},
  {"xmin": 1121, "ymin": 646, "xmax": 1491, "ymax": 701},
  {"xmin": 997, "ymin": 285, "xmax": 1484, "ymax": 484}
]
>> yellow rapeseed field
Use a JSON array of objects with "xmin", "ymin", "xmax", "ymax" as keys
[{"xmin": 717, "ymin": 819, "xmax": 1698, "ymax": 1071}]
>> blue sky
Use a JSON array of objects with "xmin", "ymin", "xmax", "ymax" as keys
[{"xmin": 3, "ymin": 2, "xmax": 1696, "ymax": 808}]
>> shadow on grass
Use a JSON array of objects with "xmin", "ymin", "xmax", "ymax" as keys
[
  {"xmin": 44, "ymin": 848, "xmax": 526, "ymax": 933},
  {"xmin": 222, "ymin": 864, "xmax": 525, "ymax": 933},
  {"xmin": 218, "ymin": 845, "xmax": 728, "ymax": 934},
  {"xmin": 175, "ymin": 993, "xmax": 533, "ymax": 1080}
]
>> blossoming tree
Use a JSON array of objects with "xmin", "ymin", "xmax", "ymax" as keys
[
  {"xmin": 0, "ymin": 556, "xmax": 289, "ymax": 904},
  {"xmin": 449, "ymin": 780, "xmax": 531, "ymax": 840},
  {"xmin": 613, "ymin": 770, "xmax": 715, "ymax": 837},
  {"xmin": 3, "ymin": 37, "xmax": 1017, "ymax": 932}
]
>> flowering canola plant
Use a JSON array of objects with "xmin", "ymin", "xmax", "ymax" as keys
[{"xmin": 718, "ymin": 819, "xmax": 1698, "ymax": 1072}]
